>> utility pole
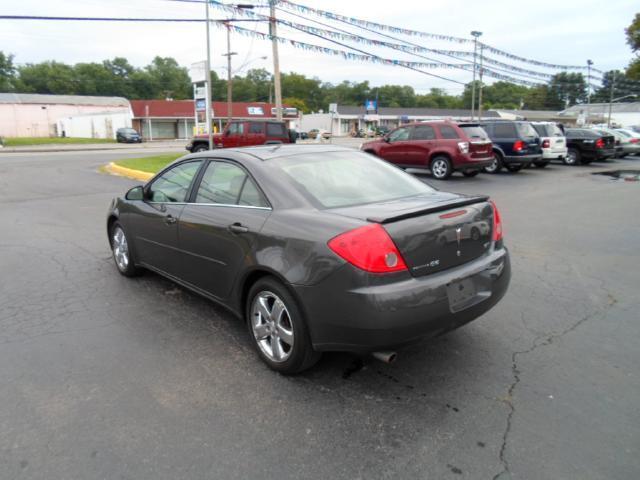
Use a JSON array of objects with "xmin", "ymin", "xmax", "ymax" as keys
[
  {"xmin": 269, "ymin": 0, "xmax": 283, "ymax": 121},
  {"xmin": 586, "ymin": 59, "xmax": 593, "ymax": 125},
  {"xmin": 470, "ymin": 31, "xmax": 482, "ymax": 121},
  {"xmin": 223, "ymin": 22, "xmax": 237, "ymax": 124},
  {"xmin": 204, "ymin": 0, "xmax": 213, "ymax": 149},
  {"xmin": 607, "ymin": 71, "xmax": 616, "ymax": 128},
  {"xmin": 478, "ymin": 44, "xmax": 485, "ymax": 121}
]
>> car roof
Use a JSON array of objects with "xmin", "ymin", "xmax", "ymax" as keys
[{"xmin": 185, "ymin": 144, "xmax": 357, "ymax": 162}]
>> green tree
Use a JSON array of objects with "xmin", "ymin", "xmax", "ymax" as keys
[
  {"xmin": 17, "ymin": 61, "xmax": 76, "ymax": 94},
  {"xmin": 143, "ymin": 56, "xmax": 191, "ymax": 99},
  {"xmin": 625, "ymin": 13, "xmax": 640, "ymax": 79},
  {"xmin": 547, "ymin": 72, "xmax": 587, "ymax": 109},
  {"xmin": 0, "ymin": 51, "xmax": 17, "ymax": 92},
  {"xmin": 282, "ymin": 97, "xmax": 308, "ymax": 113}
]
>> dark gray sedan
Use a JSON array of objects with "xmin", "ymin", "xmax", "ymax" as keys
[{"xmin": 107, "ymin": 145, "xmax": 511, "ymax": 374}]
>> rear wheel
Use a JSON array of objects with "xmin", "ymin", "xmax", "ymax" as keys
[
  {"xmin": 483, "ymin": 152, "xmax": 503, "ymax": 173},
  {"xmin": 193, "ymin": 143, "xmax": 208, "ymax": 153},
  {"xmin": 564, "ymin": 148, "xmax": 580, "ymax": 165},
  {"xmin": 505, "ymin": 163, "xmax": 523, "ymax": 173},
  {"xmin": 430, "ymin": 156, "xmax": 453, "ymax": 180},
  {"xmin": 462, "ymin": 170, "xmax": 480, "ymax": 177},
  {"xmin": 246, "ymin": 277, "xmax": 320, "ymax": 374}
]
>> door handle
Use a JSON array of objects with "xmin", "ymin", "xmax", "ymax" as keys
[
  {"xmin": 228, "ymin": 223, "xmax": 249, "ymax": 234},
  {"xmin": 164, "ymin": 215, "xmax": 177, "ymax": 225}
]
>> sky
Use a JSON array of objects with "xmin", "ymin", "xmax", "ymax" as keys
[{"xmin": 0, "ymin": 0, "xmax": 638, "ymax": 96}]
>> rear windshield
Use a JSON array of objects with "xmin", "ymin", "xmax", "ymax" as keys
[
  {"xmin": 271, "ymin": 151, "xmax": 435, "ymax": 208},
  {"xmin": 459, "ymin": 125, "xmax": 490, "ymax": 140},
  {"xmin": 532, "ymin": 124, "xmax": 563, "ymax": 137},
  {"xmin": 517, "ymin": 123, "xmax": 538, "ymax": 138},
  {"xmin": 119, "ymin": 128, "xmax": 137, "ymax": 134}
]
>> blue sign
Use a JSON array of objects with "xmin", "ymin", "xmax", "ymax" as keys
[
  {"xmin": 195, "ymin": 99, "xmax": 206, "ymax": 112},
  {"xmin": 364, "ymin": 99, "xmax": 377, "ymax": 112}
]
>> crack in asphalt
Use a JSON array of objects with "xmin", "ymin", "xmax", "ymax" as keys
[{"xmin": 492, "ymin": 293, "xmax": 618, "ymax": 480}]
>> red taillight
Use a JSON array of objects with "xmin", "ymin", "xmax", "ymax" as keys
[
  {"xmin": 630, "ymin": 138, "xmax": 638, "ymax": 144},
  {"xmin": 490, "ymin": 201, "xmax": 503, "ymax": 243},
  {"xmin": 542, "ymin": 139, "xmax": 550, "ymax": 148},
  {"xmin": 596, "ymin": 138, "xmax": 605, "ymax": 148},
  {"xmin": 513, "ymin": 140, "xmax": 525, "ymax": 152},
  {"xmin": 327, "ymin": 224, "xmax": 407, "ymax": 273}
]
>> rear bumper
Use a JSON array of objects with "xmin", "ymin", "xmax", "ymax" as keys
[
  {"xmin": 541, "ymin": 147, "xmax": 567, "ymax": 160},
  {"xmin": 622, "ymin": 144, "xmax": 640, "ymax": 154},
  {"xmin": 456, "ymin": 158, "xmax": 495, "ymax": 171},
  {"xmin": 503, "ymin": 153, "xmax": 540, "ymax": 165},
  {"xmin": 295, "ymin": 247, "xmax": 511, "ymax": 353}
]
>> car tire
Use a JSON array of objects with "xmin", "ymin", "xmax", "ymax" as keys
[
  {"xmin": 109, "ymin": 222, "xmax": 143, "ymax": 277},
  {"xmin": 505, "ymin": 163, "xmax": 523, "ymax": 173},
  {"xmin": 565, "ymin": 148, "xmax": 580, "ymax": 165},
  {"xmin": 484, "ymin": 152, "xmax": 503, "ymax": 173},
  {"xmin": 534, "ymin": 161, "xmax": 549, "ymax": 168},
  {"xmin": 193, "ymin": 144, "xmax": 209, "ymax": 153},
  {"xmin": 462, "ymin": 170, "xmax": 480, "ymax": 177},
  {"xmin": 246, "ymin": 277, "xmax": 321, "ymax": 374},
  {"xmin": 430, "ymin": 156, "xmax": 453, "ymax": 180}
]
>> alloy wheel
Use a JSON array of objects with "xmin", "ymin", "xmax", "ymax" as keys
[
  {"xmin": 432, "ymin": 159, "xmax": 449, "ymax": 179},
  {"xmin": 251, "ymin": 291, "xmax": 294, "ymax": 363},
  {"xmin": 112, "ymin": 227, "xmax": 129, "ymax": 271},
  {"xmin": 566, "ymin": 151, "xmax": 577, "ymax": 165},
  {"xmin": 485, "ymin": 157, "xmax": 499, "ymax": 173}
]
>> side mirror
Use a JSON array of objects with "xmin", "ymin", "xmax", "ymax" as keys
[{"xmin": 125, "ymin": 185, "xmax": 145, "ymax": 201}]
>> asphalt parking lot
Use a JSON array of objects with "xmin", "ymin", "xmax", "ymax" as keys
[{"xmin": 1, "ymin": 147, "xmax": 639, "ymax": 479}]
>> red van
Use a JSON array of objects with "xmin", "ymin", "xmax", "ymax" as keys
[
  {"xmin": 186, "ymin": 120, "xmax": 292, "ymax": 152},
  {"xmin": 360, "ymin": 121, "xmax": 494, "ymax": 179}
]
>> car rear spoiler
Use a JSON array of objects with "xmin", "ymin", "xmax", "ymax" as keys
[{"xmin": 367, "ymin": 196, "xmax": 489, "ymax": 224}]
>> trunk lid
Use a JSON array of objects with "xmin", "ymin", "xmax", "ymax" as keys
[
  {"xmin": 469, "ymin": 140, "xmax": 493, "ymax": 159},
  {"xmin": 330, "ymin": 193, "xmax": 493, "ymax": 276}
]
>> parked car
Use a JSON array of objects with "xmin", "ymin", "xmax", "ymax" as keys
[
  {"xmin": 591, "ymin": 127, "xmax": 627, "ymax": 158},
  {"xmin": 107, "ymin": 145, "xmax": 510, "ymax": 374},
  {"xmin": 531, "ymin": 122, "xmax": 567, "ymax": 166},
  {"xmin": 360, "ymin": 121, "xmax": 494, "ymax": 179},
  {"xmin": 564, "ymin": 128, "xmax": 616, "ymax": 165},
  {"xmin": 615, "ymin": 129, "xmax": 640, "ymax": 155},
  {"xmin": 116, "ymin": 128, "xmax": 142, "ymax": 143},
  {"xmin": 296, "ymin": 131, "xmax": 309, "ymax": 140},
  {"xmin": 308, "ymin": 129, "xmax": 331, "ymax": 140},
  {"xmin": 479, "ymin": 120, "xmax": 542, "ymax": 173},
  {"xmin": 185, "ymin": 120, "xmax": 292, "ymax": 152}
]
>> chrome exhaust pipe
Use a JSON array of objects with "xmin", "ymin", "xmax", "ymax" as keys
[{"xmin": 371, "ymin": 351, "xmax": 397, "ymax": 364}]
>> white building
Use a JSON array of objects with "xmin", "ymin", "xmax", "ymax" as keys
[{"xmin": 559, "ymin": 102, "xmax": 640, "ymax": 128}]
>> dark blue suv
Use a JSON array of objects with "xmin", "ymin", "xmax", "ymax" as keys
[{"xmin": 480, "ymin": 120, "xmax": 542, "ymax": 173}]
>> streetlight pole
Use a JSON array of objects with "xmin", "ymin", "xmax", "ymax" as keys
[
  {"xmin": 607, "ymin": 71, "xmax": 615, "ymax": 128},
  {"xmin": 470, "ymin": 31, "xmax": 482, "ymax": 121},
  {"xmin": 478, "ymin": 44, "xmax": 485, "ymax": 121},
  {"xmin": 223, "ymin": 22, "xmax": 237, "ymax": 124},
  {"xmin": 204, "ymin": 0, "xmax": 213, "ymax": 149},
  {"xmin": 269, "ymin": 0, "xmax": 283, "ymax": 121},
  {"xmin": 586, "ymin": 59, "xmax": 593, "ymax": 125}
]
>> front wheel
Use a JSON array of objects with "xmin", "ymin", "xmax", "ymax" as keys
[
  {"xmin": 110, "ymin": 222, "xmax": 142, "ymax": 277},
  {"xmin": 247, "ymin": 277, "xmax": 320, "ymax": 374},
  {"xmin": 430, "ymin": 156, "xmax": 453, "ymax": 180},
  {"xmin": 483, "ymin": 153, "xmax": 503, "ymax": 173}
]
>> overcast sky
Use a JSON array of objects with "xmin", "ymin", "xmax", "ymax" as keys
[{"xmin": 1, "ymin": 0, "xmax": 637, "ymax": 95}]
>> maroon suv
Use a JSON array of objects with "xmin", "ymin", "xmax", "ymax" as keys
[{"xmin": 361, "ymin": 121, "xmax": 494, "ymax": 179}]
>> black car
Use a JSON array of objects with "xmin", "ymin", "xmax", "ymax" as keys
[
  {"xmin": 479, "ymin": 120, "xmax": 543, "ymax": 173},
  {"xmin": 116, "ymin": 128, "xmax": 142, "ymax": 143},
  {"xmin": 107, "ymin": 145, "xmax": 511, "ymax": 374},
  {"xmin": 564, "ymin": 129, "xmax": 616, "ymax": 165}
]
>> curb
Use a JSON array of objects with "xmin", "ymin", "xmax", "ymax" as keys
[{"xmin": 104, "ymin": 162, "xmax": 154, "ymax": 182}]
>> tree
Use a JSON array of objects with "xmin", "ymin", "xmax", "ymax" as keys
[
  {"xmin": 16, "ymin": 61, "xmax": 76, "ymax": 94},
  {"xmin": 625, "ymin": 13, "xmax": 640, "ymax": 79},
  {"xmin": 0, "ymin": 51, "xmax": 17, "ymax": 92},
  {"xmin": 282, "ymin": 97, "xmax": 308, "ymax": 113},
  {"xmin": 547, "ymin": 72, "xmax": 587, "ymax": 109},
  {"xmin": 143, "ymin": 56, "xmax": 191, "ymax": 99}
]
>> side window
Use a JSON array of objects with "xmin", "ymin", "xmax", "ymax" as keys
[
  {"xmin": 493, "ymin": 123, "xmax": 517, "ymax": 138},
  {"xmin": 195, "ymin": 162, "xmax": 247, "ymax": 205},
  {"xmin": 411, "ymin": 125, "xmax": 436, "ymax": 140},
  {"xmin": 249, "ymin": 122, "xmax": 264, "ymax": 134},
  {"xmin": 147, "ymin": 161, "xmax": 202, "ymax": 203},
  {"xmin": 238, "ymin": 178, "xmax": 269, "ymax": 208},
  {"xmin": 439, "ymin": 125, "xmax": 460, "ymax": 139},
  {"xmin": 227, "ymin": 123, "xmax": 238, "ymax": 135},
  {"xmin": 388, "ymin": 127, "xmax": 410, "ymax": 142},
  {"xmin": 266, "ymin": 123, "xmax": 286, "ymax": 137}
]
